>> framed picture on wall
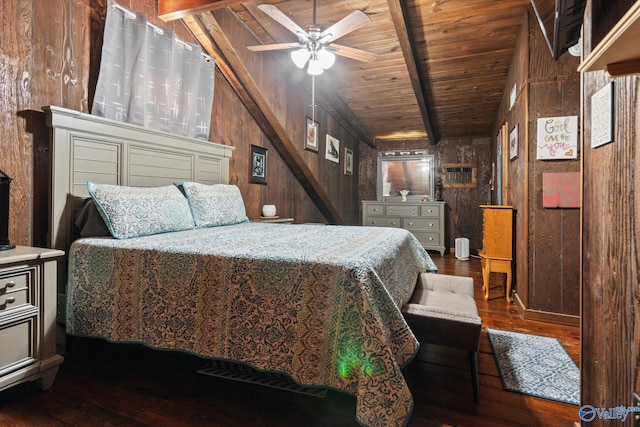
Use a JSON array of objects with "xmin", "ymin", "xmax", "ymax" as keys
[
  {"xmin": 305, "ymin": 117, "xmax": 319, "ymax": 152},
  {"xmin": 344, "ymin": 148, "xmax": 353, "ymax": 175},
  {"xmin": 249, "ymin": 144, "xmax": 267, "ymax": 185},
  {"xmin": 325, "ymin": 134, "xmax": 339, "ymax": 163},
  {"xmin": 509, "ymin": 124, "xmax": 519, "ymax": 160}
]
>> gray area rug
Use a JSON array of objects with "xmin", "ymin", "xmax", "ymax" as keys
[{"xmin": 486, "ymin": 328, "xmax": 579, "ymax": 405}]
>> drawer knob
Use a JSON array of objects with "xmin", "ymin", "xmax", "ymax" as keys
[
  {"xmin": 4, "ymin": 297, "xmax": 16, "ymax": 305},
  {"xmin": 427, "ymin": 209, "xmax": 433, "ymax": 213},
  {"xmin": 409, "ymin": 222, "xmax": 414, "ymax": 226},
  {"xmin": 6, "ymin": 281, "xmax": 16, "ymax": 288},
  {"xmin": 429, "ymin": 223, "xmax": 434, "ymax": 227},
  {"xmin": 391, "ymin": 222, "xmax": 396, "ymax": 225},
  {"xmin": 372, "ymin": 221, "xmax": 377, "ymax": 225}
]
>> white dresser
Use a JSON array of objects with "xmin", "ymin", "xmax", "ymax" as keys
[
  {"xmin": 0, "ymin": 246, "xmax": 64, "ymax": 392},
  {"xmin": 362, "ymin": 201, "xmax": 446, "ymax": 255}
]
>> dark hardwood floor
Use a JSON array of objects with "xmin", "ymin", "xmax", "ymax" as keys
[{"xmin": 0, "ymin": 254, "xmax": 580, "ymax": 426}]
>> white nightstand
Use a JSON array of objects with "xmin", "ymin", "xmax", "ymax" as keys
[{"xmin": 0, "ymin": 246, "xmax": 64, "ymax": 392}]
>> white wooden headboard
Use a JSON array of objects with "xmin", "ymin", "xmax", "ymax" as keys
[{"xmin": 45, "ymin": 106, "xmax": 234, "ymax": 253}]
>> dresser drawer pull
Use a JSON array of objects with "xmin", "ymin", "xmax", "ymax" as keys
[
  {"xmin": 5, "ymin": 281, "xmax": 16, "ymax": 288},
  {"xmin": 427, "ymin": 209, "xmax": 433, "ymax": 213},
  {"xmin": 409, "ymin": 222, "xmax": 414, "ymax": 226},
  {"xmin": 371, "ymin": 221, "xmax": 377, "ymax": 225},
  {"xmin": 3, "ymin": 297, "xmax": 16, "ymax": 305},
  {"xmin": 429, "ymin": 223, "xmax": 434, "ymax": 227},
  {"xmin": 429, "ymin": 237, "xmax": 434, "ymax": 241},
  {"xmin": 390, "ymin": 222, "xmax": 396, "ymax": 225}
]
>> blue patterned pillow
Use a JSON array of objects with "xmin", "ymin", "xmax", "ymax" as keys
[
  {"xmin": 87, "ymin": 182, "xmax": 195, "ymax": 239},
  {"xmin": 182, "ymin": 182, "xmax": 249, "ymax": 227}
]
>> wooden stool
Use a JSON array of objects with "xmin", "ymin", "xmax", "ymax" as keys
[
  {"xmin": 402, "ymin": 273, "xmax": 482, "ymax": 402},
  {"xmin": 479, "ymin": 252, "xmax": 512, "ymax": 302}
]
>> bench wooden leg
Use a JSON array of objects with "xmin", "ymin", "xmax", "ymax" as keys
[{"xmin": 469, "ymin": 351, "xmax": 479, "ymax": 403}]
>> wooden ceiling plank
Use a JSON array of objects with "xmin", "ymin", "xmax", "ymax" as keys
[
  {"xmin": 387, "ymin": 0, "xmax": 439, "ymax": 144},
  {"xmin": 159, "ymin": 0, "xmax": 244, "ymax": 21},
  {"xmin": 242, "ymin": 1, "xmax": 376, "ymax": 147},
  {"xmin": 183, "ymin": 11, "xmax": 343, "ymax": 224}
]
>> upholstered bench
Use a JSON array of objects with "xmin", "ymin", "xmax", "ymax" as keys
[{"xmin": 402, "ymin": 273, "xmax": 482, "ymax": 402}]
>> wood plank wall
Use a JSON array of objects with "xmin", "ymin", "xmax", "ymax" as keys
[
  {"xmin": 492, "ymin": 8, "xmax": 580, "ymax": 318},
  {"xmin": 1, "ymin": 0, "xmax": 362, "ymax": 249},
  {"xmin": 526, "ymin": 10, "xmax": 581, "ymax": 316},
  {"xmin": 210, "ymin": 8, "xmax": 360, "ymax": 224},
  {"xmin": 581, "ymin": 0, "xmax": 640, "ymax": 418},
  {"xmin": 359, "ymin": 137, "xmax": 491, "ymax": 251}
]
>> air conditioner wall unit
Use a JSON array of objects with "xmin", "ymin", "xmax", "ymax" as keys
[{"xmin": 455, "ymin": 237, "xmax": 469, "ymax": 260}]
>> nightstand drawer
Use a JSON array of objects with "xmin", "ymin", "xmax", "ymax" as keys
[
  {"xmin": 402, "ymin": 218, "xmax": 440, "ymax": 230},
  {"xmin": 0, "ymin": 316, "xmax": 38, "ymax": 376},
  {"xmin": 0, "ymin": 267, "xmax": 37, "ymax": 315},
  {"xmin": 0, "ymin": 267, "xmax": 36, "ymax": 313},
  {"xmin": 365, "ymin": 217, "xmax": 401, "ymax": 227}
]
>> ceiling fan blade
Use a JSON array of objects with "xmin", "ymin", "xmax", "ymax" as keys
[
  {"xmin": 330, "ymin": 43, "xmax": 377, "ymax": 63},
  {"xmin": 320, "ymin": 10, "xmax": 371, "ymax": 43},
  {"xmin": 247, "ymin": 42, "xmax": 302, "ymax": 52},
  {"xmin": 257, "ymin": 4, "xmax": 309, "ymax": 40}
]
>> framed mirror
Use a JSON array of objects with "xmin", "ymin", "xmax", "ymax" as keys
[{"xmin": 377, "ymin": 151, "xmax": 435, "ymax": 201}]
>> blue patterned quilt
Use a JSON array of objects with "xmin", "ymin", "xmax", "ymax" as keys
[{"xmin": 66, "ymin": 222, "xmax": 436, "ymax": 427}]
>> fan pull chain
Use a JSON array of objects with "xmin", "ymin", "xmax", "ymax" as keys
[{"xmin": 311, "ymin": 75, "xmax": 316, "ymax": 123}]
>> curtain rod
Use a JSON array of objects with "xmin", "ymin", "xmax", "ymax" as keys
[{"xmin": 110, "ymin": 1, "xmax": 213, "ymax": 62}]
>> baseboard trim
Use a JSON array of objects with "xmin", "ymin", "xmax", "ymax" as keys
[{"xmin": 514, "ymin": 293, "xmax": 580, "ymax": 326}]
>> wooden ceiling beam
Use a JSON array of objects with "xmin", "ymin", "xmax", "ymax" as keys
[
  {"xmin": 387, "ymin": 0, "xmax": 441, "ymax": 144},
  {"xmin": 242, "ymin": 1, "xmax": 376, "ymax": 148},
  {"xmin": 183, "ymin": 10, "xmax": 343, "ymax": 224},
  {"xmin": 158, "ymin": 0, "xmax": 244, "ymax": 22}
]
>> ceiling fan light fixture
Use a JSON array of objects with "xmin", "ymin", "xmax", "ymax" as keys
[
  {"xmin": 307, "ymin": 56, "xmax": 324, "ymax": 75},
  {"xmin": 317, "ymin": 49, "xmax": 335, "ymax": 69},
  {"xmin": 291, "ymin": 48, "xmax": 310, "ymax": 68}
]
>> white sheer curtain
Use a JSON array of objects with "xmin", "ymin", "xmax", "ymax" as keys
[{"xmin": 92, "ymin": 2, "xmax": 216, "ymax": 139}]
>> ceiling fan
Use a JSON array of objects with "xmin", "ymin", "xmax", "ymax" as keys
[{"xmin": 247, "ymin": 1, "xmax": 377, "ymax": 75}]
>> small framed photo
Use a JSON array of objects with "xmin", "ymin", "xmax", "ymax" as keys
[
  {"xmin": 305, "ymin": 117, "xmax": 319, "ymax": 152},
  {"xmin": 250, "ymin": 144, "xmax": 267, "ymax": 185},
  {"xmin": 325, "ymin": 134, "xmax": 339, "ymax": 163},
  {"xmin": 509, "ymin": 124, "xmax": 519, "ymax": 160},
  {"xmin": 344, "ymin": 148, "xmax": 353, "ymax": 175}
]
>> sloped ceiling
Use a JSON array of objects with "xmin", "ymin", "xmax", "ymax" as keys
[{"xmin": 159, "ymin": 0, "xmax": 532, "ymax": 146}]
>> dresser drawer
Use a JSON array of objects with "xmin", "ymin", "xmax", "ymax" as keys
[
  {"xmin": 365, "ymin": 217, "xmax": 401, "ymax": 227},
  {"xmin": 412, "ymin": 231, "xmax": 441, "ymax": 246},
  {"xmin": 420, "ymin": 205, "xmax": 440, "ymax": 217},
  {"xmin": 402, "ymin": 218, "xmax": 441, "ymax": 231},
  {"xmin": 386, "ymin": 205, "xmax": 418, "ymax": 217},
  {"xmin": 0, "ymin": 268, "xmax": 36, "ymax": 314},
  {"xmin": 0, "ymin": 316, "xmax": 38, "ymax": 376},
  {"xmin": 365, "ymin": 204, "xmax": 385, "ymax": 216}
]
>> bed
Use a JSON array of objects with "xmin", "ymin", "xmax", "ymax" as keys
[{"xmin": 46, "ymin": 106, "xmax": 437, "ymax": 427}]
